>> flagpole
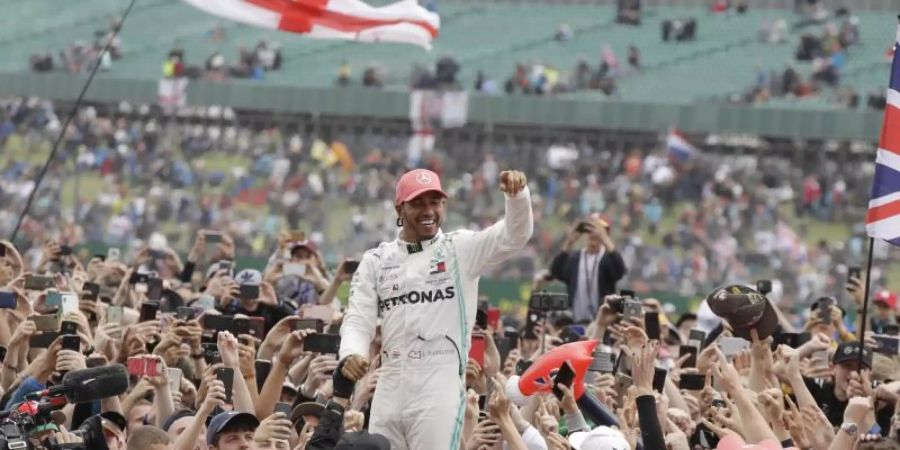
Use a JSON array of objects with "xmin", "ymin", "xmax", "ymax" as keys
[
  {"xmin": 7, "ymin": 0, "xmax": 139, "ymax": 243},
  {"xmin": 857, "ymin": 237, "xmax": 875, "ymax": 370}
]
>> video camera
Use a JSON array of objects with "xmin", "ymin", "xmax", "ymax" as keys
[{"xmin": 0, "ymin": 365, "xmax": 128, "ymax": 450}]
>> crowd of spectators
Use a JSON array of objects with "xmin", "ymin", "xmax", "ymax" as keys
[
  {"xmin": 29, "ymin": 17, "xmax": 123, "ymax": 75},
  {"xmin": 0, "ymin": 98, "xmax": 883, "ymax": 312},
  {"xmin": 161, "ymin": 40, "xmax": 284, "ymax": 82}
]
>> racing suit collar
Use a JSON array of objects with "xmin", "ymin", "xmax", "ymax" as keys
[{"xmin": 396, "ymin": 229, "xmax": 444, "ymax": 254}]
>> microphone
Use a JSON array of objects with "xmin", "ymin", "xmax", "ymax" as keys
[{"xmin": 60, "ymin": 364, "xmax": 129, "ymax": 404}]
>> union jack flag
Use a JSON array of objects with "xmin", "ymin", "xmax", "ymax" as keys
[{"xmin": 866, "ymin": 21, "xmax": 900, "ymax": 245}]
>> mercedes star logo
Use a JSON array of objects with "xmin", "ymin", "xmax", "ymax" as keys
[{"xmin": 416, "ymin": 172, "xmax": 432, "ymax": 184}]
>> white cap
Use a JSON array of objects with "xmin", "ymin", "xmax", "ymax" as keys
[
  {"xmin": 568, "ymin": 426, "xmax": 630, "ymax": 450},
  {"xmin": 505, "ymin": 375, "xmax": 529, "ymax": 407}
]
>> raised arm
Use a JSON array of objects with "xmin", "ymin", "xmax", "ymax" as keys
[
  {"xmin": 338, "ymin": 251, "xmax": 379, "ymax": 371},
  {"xmin": 457, "ymin": 171, "xmax": 533, "ymax": 277}
]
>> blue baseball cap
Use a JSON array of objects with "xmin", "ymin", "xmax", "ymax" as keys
[{"xmin": 206, "ymin": 411, "xmax": 260, "ymax": 446}]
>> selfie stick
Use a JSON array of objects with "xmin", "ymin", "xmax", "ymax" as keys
[
  {"xmin": 857, "ymin": 238, "xmax": 875, "ymax": 371},
  {"xmin": 7, "ymin": 0, "xmax": 138, "ymax": 243}
]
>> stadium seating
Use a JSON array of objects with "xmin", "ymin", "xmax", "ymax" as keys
[{"xmin": 0, "ymin": 0, "xmax": 894, "ymax": 105}]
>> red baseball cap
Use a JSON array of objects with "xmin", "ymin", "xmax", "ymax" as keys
[
  {"xmin": 875, "ymin": 289, "xmax": 897, "ymax": 309},
  {"xmin": 395, "ymin": 169, "xmax": 448, "ymax": 206}
]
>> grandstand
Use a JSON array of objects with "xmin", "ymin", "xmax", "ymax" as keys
[{"xmin": 2, "ymin": 0, "xmax": 896, "ymax": 105}]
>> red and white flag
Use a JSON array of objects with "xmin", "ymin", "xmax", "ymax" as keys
[{"xmin": 182, "ymin": 0, "xmax": 440, "ymax": 49}]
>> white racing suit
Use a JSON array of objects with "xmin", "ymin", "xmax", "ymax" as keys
[{"xmin": 339, "ymin": 188, "xmax": 533, "ymax": 450}]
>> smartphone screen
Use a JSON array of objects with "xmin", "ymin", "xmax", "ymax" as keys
[
  {"xmin": 24, "ymin": 275, "xmax": 54, "ymax": 291},
  {"xmin": 644, "ymin": 311, "xmax": 660, "ymax": 340},
  {"xmin": 255, "ymin": 360, "xmax": 272, "ymax": 391},
  {"xmin": 147, "ymin": 278, "xmax": 163, "ymax": 301},
  {"xmin": 81, "ymin": 282, "xmax": 100, "ymax": 301},
  {"xmin": 127, "ymin": 357, "xmax": 146, "ymax": 376},
  {"xmin": 168, "ymin": 368, "xmax": 183, "ymax": 392},
  {"xmin": 652, "ymin": 368, "xmax": 667, "ymax": 393},
  {"xmin": 469, "ymin": 334, "xmax": 485, "ymax": 367},
  {"xmin": 203, "ymin": 343, "xmax": 222, "ymax": 365},
  {"xmin": 475, "ymin": 309, "xmax": 488, "ymax": 330},
  {"xmin": 874, "ymin": 335, "xmax": 900, "ymax": 356},
  {"xmin": 275, "ymin": 402, "xmax": 292, "ymax": 416},
  {"xmin": 60, "ymin": 321, "xmax": 78, "ymax": 336},
  {"xmin": 504, "ymin": 331, "xmax": 519, "ymax": 350},
  {"xmin": 304, "ymin": 334, "xmax": 341, "ymax": 354},
  {"xmin": 679, "ymin": 373, "xmax": 706, "ymax": 390},
  {"xmin": 679, "ymin": 345, "xmax": 698, "ymax": 368},
  {"xmin": 31, "ymin": 314, "xmax": 59, "ymax": 332},
  {"xmin": 217, "ymin": 367, "xmax": 235, "ymax": 403},
  {"xmin": 61, "ymin": 335, "xmax": 80, "ymax": 351},
  {"xmin": 303, "ymin": 305, "xmax": 333, "ymax": 324},
  {"xmin": 283, "ymin": 263, "xmax": 307, "ymax": 277},
  {"xmin": 688, "ymin": 329, "xmax": 707, "ymax": 348},
  {"xmin": 204, "ymin": 232, "xmax": 223, "ymax": 244},
  {"xmin": 107, "ymin": 306, "xmax": 124, "ymax": 325},
  {"xmin": 623, "ymin": 300, "xmax": 642, "ymax": 322},
  {"xmin": 718, "ymin": 337, "xmax": 750, "ymax": 357},
  {"xmin": 295, "ymin": 318, "xmax": 324, "ymax": 333},
  {"xmin": 343, "ymin": 260, "xmax": 360, "ymax": 275},
  {"xmin": 552, "ymin": 362, "xmax": 576, "ymax": 400},
  {"xmin": 589, "ymin": 351, "xmax": 616, "ymax": 373},
  {"xmin": 0, "ymin": 290, "xmax": 16, "ymax": 309},
  {"xmin": 140, "ymin": 302, "xmax": 159, "ymax": 322},
  {"xmin": 60, "ymin": 293, "xmax": 79, "ymax": 315}
]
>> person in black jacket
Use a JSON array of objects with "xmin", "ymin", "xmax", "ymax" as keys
[{"xmin": 544, "ymin": 215, "xmax": 626, "ymax": 324}]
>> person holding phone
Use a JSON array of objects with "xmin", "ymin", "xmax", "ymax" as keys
[
  {"xmin": 225, "ymin": 269, "xmax": 292, "ymax": 334},
  {"xmin": 541, "ymin": 214, "xmax": 626, "ymax": 324},
  {"xmin": 339, "ymin": 168, "xmax": 532, "ymax": 450}
]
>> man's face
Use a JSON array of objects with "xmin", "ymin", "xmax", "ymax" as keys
[
  {"xmin": 397, "ymin": 191, "xmax": 446, "ymax": 241},
  {"xmin": 211, "ymin": 429, "xmax": 254, "ymax": 450},
  {"xmin": 127, "ymin": 404, "xmax": 153, "ymax": 437},
  {"xmin": 833, "ymin": 361, "xmax": 861, "ymax": 396}
]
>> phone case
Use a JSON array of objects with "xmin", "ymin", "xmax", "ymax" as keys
[
  {"xmin": 62, "ymin": 335, "xmax": 80, "ymax": 351},
  {"xmin": 552, "ymin": 362, "xmax": 576, "ymax": 399},
  {"xmin": 468, "ymin": 335, "xmax": 485, "ymax": 367},
  {"xmin": 127, "ymin": 357, "xmax": 145, "ymax": 375},
  {"xmin": 217, "ymin": 368, "xmax": 234, "ymax": 403}
]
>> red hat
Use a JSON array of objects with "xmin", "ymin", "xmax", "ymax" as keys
[
  {"xmin": 874, "ymin": 289, "xmax": 897, "ymax": 309},
  {"xmin": 290, "ymin": 240, "xmax": 318, "ymax": 254},
  {"xmin": 395, "ymin": 169, "xmax": 447, "ymax": 206}
]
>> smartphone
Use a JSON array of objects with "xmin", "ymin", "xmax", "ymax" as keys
[
  {"xmin": 688, "ymin": 329, "xmax": 707, "ymax": 348},
  {"xmin": 469, "ymin": 334, "xmax": 486, "ymax": 367},
  {"xmin": 202, "ymin": 343, "xmax": 222, "ymax": 365},
  {"xmin": 144, "ymin": 357, "xmax": 160, "ymax": 377},
  {"xmin": 817, "ymin": 299, "xmax": 833, "ymax": 323},
  {"xmin": 0, "ymin": 290, "xmax": 16, "ymax": 309},
  {"xmin": 168, "ymin": 367, "xmax": 182, "ymax": 392},
  {"xmin": 295, "ymin": 318, "xmax": 325, "ymax": 333},
  {"xmin": 106, "ymin": 306, "xmax": 124, "ymax": 325},
  {"xmin": 552, "ymin": 362, "xmax": 576, "ymax": 400},
  {"xmin": 204, "ymin": 231, "xmax": 223, "ymax": 244},
  {"xmin": 679, "ymin": 345, "xmax": 698, "ymax": 368},
  {"xmin": 248, "ymin": 317, "xmax": 265, "ymax": 338},
  {"xmin": 304, "ymin": 305, "xmax": 333, "ymax": 324},
  {"xmin": 475, "ymin": 309, "xmax": 488, "ymax": 330},
  {"xmin": 848, "ymin": 266, "xmax": 862, "ymax": 282},
  {"xmin": 86, "ymin": 356, "xmax": 106, "ymax": 368},
  {"xmin": 773, "ymin": 332, "xmax": 811, "ymax": 349},
  {"xmin": 589, "ymin": 351, "xmax": 616, "ymax": 373},
  {"xmin": 529, "ymin": 292, "xmax": 568, "ymax": 311},
  {"xmin": 487, "ymin": 308, "xmax": 500, "ymax": 330},
  {"xmin": 696, "ymin": 421, "xmax": 721, "ymax": 448},
  {"xmin": 232, "ymin": 317, "xmax": 250, "ymax": 336},
  {"xmin": 494, "ymin": 336, "xmax": 511, "ymax": 365},
  {"xmin": 203, "ymin": 314, "xmax": 234, "ymax": 332},
  {"xmin": 886, "ymin": 324, "xmax": 900, "ymax": 336},
  {"xmin": 60, "ymin": 321, "xmax": 78, "ymax": 336},
  {"xmin": 619, "ymin": 289, "xmax": 636, "ymax": 299},
  {"xmin": 576, "ymin": 222, "xmax": 589, "ymax": 233},
  {"xmin": 756, "ymin": 279, "xmax": 772, "ymax": 295},
  {"xmin": 61, "ymin": 335, "xmax": 80, "ymax": 351},
  {"xmin": 874, "ymin": 335, "xmax": 900, "ymax": 356},
  {"xmin": 718, "ymin": 337, "xmax": 750, "ymax": 357},
  {"xmin": 304, "ymin": 333, "xmax": 341, "ymax": 354},
  {"xmin": 60, "ymin": 293, "xmax": 78, "ymax": 315},
  {"xmin": 30, "ymin": 314, "xmax": 59, "ymax": 332},
  {"xmin": 343, "ymin": 260, "xmax": 360, "ymax": 275},
  {"xmin": 283, "ymin": 263, "xmax": 307, "ymax": 277},
  {"xmin": 652, "ymin": 368, "xmax": 668, "ymax": 393},
  {"xmin": 30, "ymin": 332, "xmax": 58, "ymax": 349},
  {"xmin": 107, "ymin": 247, "xmax": 120, "ymax": 262},
  {"xmin": 644, "ymin": 311, "xmax": 660, "ymax": 340},
  {"xmin": 59, "ymin": 245, "xmax": 72, "ymax": 256},
  {"xmin": 175, "ymin": 307, "xmax": 194, "ymax": 322},
  {"xmin": 81, "ymin": 282, "xmax": 100, "ymax": 301},
  {"xmin": 238, "ymin": 284, "xmax": 259, "ymax": 301},
  {"xmin": 216, "ymin": 367, "xmax": 235, "ymax": 403},
  {"xmin": 623, "ymin": 300, "xmax": 642, "ymax": 322},
  {"xmin": 275, "ymin": 402, "xmax": 292, "ymax": 416},
  {"xmin": 255, "ymin": 360, "xmax": 272, "ymax": 391},
  {"xmin": 679, "ymin": 373, "xmax": 706, "ymax": 390},
  {"xmin": 147, "ymin": 278, "xmax": 163, "ymax": 301},
  {"xmin": 127, "ymin": 357, "xmax": 145, "ymax": 376},
  {"xmin": 24, "ymin": 275, "xmax": 54, "ymax": 291},
  {"xmin": 140, "ymin": 302, "xmax": 159, "ymax": 322},
  {"xmin": 505, "ymin": 331, "xmax": 519, "ymax": 350}
]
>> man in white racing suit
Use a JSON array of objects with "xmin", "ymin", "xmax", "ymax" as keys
[{"xmin": 338, "ymin": 168, "xmax": 533, "ymax": 450}]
